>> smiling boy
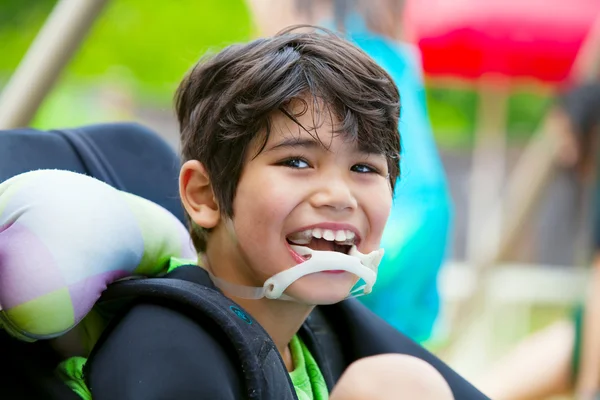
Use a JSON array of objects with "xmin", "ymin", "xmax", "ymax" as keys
[
  {"xmin": 181, "ymin": 95, "xmax": 394, "ymax": 370},
  {"xmin": 76, "ymin": 28, "xmax": 483, "ymax": 399},
  {"xmin": 175, "ymin": 27, "xmax": 399, "ymax": 370}
]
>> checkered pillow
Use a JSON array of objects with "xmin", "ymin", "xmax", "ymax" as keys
[{"xmin": 0, "ymin": 170, "xmax": 196, "ymax": 341}]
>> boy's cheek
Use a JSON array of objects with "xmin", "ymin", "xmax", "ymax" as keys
[
  {"xmin": 376, "ymin": 195, "xmax": 393, "ymax": 224},
  {"xmin": 368, "ymin": 202, "xmax": 393, "ymax": 248}
]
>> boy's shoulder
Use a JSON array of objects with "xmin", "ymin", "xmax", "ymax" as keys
[
  {"xmin": 86, "ymin": 297, "xmax": 247, "ymax": 399},
  {"xmin": 85, "ymin": 263, "xmax": 295, "ymax": 399}
]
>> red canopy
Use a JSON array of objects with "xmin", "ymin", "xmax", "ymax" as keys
[{"xmin": 404, "ymin": 0, "xmax": 600, "ymax": 83}]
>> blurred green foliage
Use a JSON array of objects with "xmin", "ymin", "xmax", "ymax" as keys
[
  {"xmin": 0, "ymin": 0, "xmax": 252, "ymax": 126},
  {"xmin": 427, "ymin": 86, "xmax": 478, "ymax": 148},
  {"xmin": 506, "ymin": 89, "xmax": 554, "ymax": 142},
  {"xmin": 0, "ymin": 0, "xmax": 551, "ymax": 147},
  {"xmin": 427, "ymin": 85, "xmax": 553, "ymax": 148},
  {"xmin": 0, "ymin": 0, "xmax": 252, "ymax": 94}
]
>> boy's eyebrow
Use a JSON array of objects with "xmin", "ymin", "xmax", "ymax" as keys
[
  {"xmin": 266, "ymin": 137, "xmax": 387, "ymax": 157},
  {"xmin": 265, "ymin": 137, "xmax": 322, "ymax": 152}
]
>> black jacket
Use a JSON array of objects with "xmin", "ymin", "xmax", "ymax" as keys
[{"xmin": 84, "ymin": 265, "xmax": 489, "ymax": 400}]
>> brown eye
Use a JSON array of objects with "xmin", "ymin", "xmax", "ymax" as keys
[
  {"xmin": 279, "ymin": 158, "xmax": 310, "ymax": 169},
  {"xmin": 351, "ymin": 164, "xmax": 378, "ymax": 174}
]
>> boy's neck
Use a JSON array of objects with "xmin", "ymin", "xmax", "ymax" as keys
[
  {"xmin": 201, "ymin": 244, "xmax": 315, "ymax": 371},
  {"xmin": 232, "ymin": 296, "xmax": 314, "ymax": 371}
]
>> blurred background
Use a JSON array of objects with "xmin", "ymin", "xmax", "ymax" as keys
[{"xmin": 2, "ymin": 0, "xmax": 600, "ymax": 398}]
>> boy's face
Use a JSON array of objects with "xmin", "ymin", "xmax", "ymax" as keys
[{"xmin": 216, "ymin": 100, "xmax": 393, "ymax": 304}]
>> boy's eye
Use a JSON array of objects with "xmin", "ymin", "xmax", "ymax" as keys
[
  {"xmin": 280, "ymin": 158, "xmax": 310, "ymax": 169},
  {"xmin": 351, "ymin": 164, "xmax": 379, "ymax": 174}
]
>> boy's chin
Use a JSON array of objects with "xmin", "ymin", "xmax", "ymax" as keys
[{"xmin": 283, "ymin": 273, "xmax": 358, "ymax": 305}]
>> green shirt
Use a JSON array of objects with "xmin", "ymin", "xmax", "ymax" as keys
[
  {"xmin": 56, "ymin": 357, "xmax": 92, "ymax": 400},
  {"xmin": 289, "ymin": 335, "xmax": 329, "ymax": 400}
]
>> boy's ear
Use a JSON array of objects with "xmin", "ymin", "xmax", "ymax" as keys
[{"xmin": 179, "ymin": 160, "xmax": 220, "ymax": 229}]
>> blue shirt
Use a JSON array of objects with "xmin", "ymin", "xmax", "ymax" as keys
[{"xmin": 328, "ymin": 15, "xmax": 453, "ymax": 342}]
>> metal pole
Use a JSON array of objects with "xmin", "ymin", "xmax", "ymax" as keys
[{"xmin": 0, "ymin": 0, "xmax": 109, "ymax": 129}]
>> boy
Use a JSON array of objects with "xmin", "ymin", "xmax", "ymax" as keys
[{"xmin": 74, "ymin": 28, "xmax": 477, "ymax": 399}]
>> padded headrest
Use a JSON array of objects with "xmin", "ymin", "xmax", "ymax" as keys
[
  {"xmin": 0, "ymin": 123, "xmax": 185, "ymax": 224},
  {"xmin": 0, "ymin": 170, "xmax": 197, "ymax": 341}
]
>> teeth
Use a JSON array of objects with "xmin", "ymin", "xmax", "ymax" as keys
[
  {"xmin": 288, "ymin": 228, "xmax": 358, "ymax": 245},
  {"xmin": 335, "ymin": 230, "xmax": 346, "ymax": 242},
  {"xmin": 322, "ymin": 229, "xmax": 335, "ymax": 241}
]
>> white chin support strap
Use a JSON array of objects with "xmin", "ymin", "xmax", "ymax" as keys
[{"xmin": 207, "ymin": 245, "xmax": 384, "ymax": 302}]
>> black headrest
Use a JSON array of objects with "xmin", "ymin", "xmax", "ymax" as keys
[{"xmin": 0, "ymin": 122, "xmax": 184, "ymax": 223}]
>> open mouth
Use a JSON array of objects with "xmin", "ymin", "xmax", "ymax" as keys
[{"xmin": 286, "ymin": 227, "xmax": 359, "ymax": 264}]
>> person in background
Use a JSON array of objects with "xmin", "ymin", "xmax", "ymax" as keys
[
  {"xmin": 245, "ymin": 0, "xmax": 454, "ymax": 343},
  {"xmin": 476, "ymin": 82, "xmax": 600, "ymax": 400}
]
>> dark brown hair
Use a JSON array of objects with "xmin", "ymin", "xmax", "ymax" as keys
[{"xmin": 176, "ymin": 26, "xmax": 401, "ymax": 252}]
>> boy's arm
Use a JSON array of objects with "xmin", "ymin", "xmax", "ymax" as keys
[
  {"xmin": 576, "ymin": 255, "xmax": 600, "ymax": 399},
  {"xmin": 85, "ymin": 301, "xmax": 246, "ymax": 400}
]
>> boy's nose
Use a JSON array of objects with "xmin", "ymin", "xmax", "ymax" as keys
[{"xmin": 309, "ymin": 178, "xmax": 357, "ymax": 211}]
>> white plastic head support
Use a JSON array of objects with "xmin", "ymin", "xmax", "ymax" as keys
[
  {"xmin": 212, "ymin": 218, "xmax": 385, "ymax": 302},
  {"xmin": 263, "ymin": 245, "xmax": 384, "ymax": 299}
]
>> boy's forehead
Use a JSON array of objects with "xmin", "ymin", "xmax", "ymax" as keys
[
  {"xmin": 247, "ymin": 97, "xmax": 389, "ymax": 158},
  {"xmin": 264, "ymin": 110, "xmax": 354, "ymax": 151}
]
